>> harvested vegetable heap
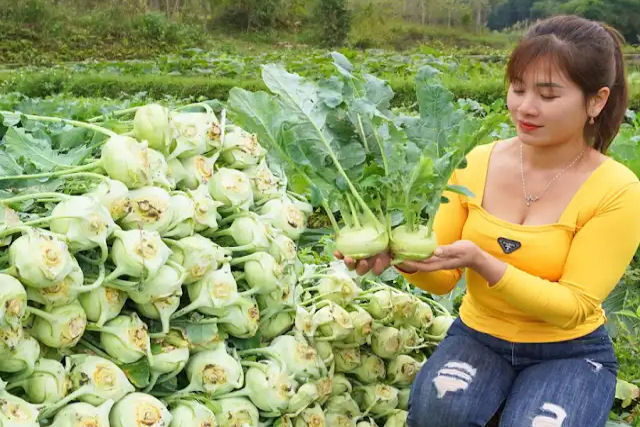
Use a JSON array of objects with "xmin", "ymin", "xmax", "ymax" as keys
[{"xmin": 0, "ymin": 54, "xmax": 473, "ymax": 427}]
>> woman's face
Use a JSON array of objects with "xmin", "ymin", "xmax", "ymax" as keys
[{"xmin": 506, "ymin": 59, "xmax": 589, "ymax": 147}]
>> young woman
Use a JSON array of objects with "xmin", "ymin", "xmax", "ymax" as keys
[{"xmin": 336, "ymin": 15, "xmax": 640, "ymax": 427}]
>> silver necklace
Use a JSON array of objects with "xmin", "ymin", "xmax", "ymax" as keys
[{"xmin": 520, "ymin": 143, "xmax": 587, "ymax": 207}]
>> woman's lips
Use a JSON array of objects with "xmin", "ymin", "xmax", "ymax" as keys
[{"xmin": 518, "ymin": 121, "xmax": 542, "ymax": 132}]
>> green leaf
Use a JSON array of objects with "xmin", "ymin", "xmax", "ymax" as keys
[
  {"xmin": 446, "ymin": 184, "xmax": 475, "ymax": 198},
  {"xmin": 614, "ymin": 309, "xmax": 640, "ymax": 320},
  {"xmin": 4, "ymin": 126, "xmax": 88, "ymax": 172},
  {"xmin": 0, "ymin": 153, "xmax": 23, "ymax": 177},
  {"xmin": 119, "ymin": 357, "xmax": 150, "ymax": 388},
  {"xmin": 0, "ymin": 112, "xmax": 21, "ymax": 126}
]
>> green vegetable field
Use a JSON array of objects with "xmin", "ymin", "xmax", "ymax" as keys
[{"xmin": 1, "ymin": 1, "xmax": 639, "ymax": 426}]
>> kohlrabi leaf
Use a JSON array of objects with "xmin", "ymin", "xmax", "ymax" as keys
[
  {"xmin": 227, "ymin": 87, "xmax": 337, "ymax": 208},
  {"xmin": 4, "ymin": 126, "xmax": 91, "ymax": 173},
  {"xmin": 261, "ymin": 63, "xmax": 366, "ymax": 180},
  {"xmin": 390, "ymin": 66, "xmax": 498, "ymax": 231}
]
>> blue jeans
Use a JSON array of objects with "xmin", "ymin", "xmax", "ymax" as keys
[{"xmin": 407, "ymin": 317, "xmax": 618, "ymax": 427}]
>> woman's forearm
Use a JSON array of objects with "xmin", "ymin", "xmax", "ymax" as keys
[{"xmin": 471, "ymin": 247, "xmax": 508, "ymax": 286}]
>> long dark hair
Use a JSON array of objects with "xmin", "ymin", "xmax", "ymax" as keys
[{"xmin": 506, "ymin": 15, "xmax": 628, "ymax": 153}]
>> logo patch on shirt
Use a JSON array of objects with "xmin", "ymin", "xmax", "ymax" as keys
[{"xmin": 497, "ymin": 237, "xmax": 521, "ymax": 254}]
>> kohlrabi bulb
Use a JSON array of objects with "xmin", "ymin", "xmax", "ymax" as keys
[
  {"xmin": 167, "ymin": 157, "xmax": 189, "ymax": 189},
  {"xmin": 244, "ymin": 159, "xmax": 280, "ymax": 202},
  {"xmin": 260, "ymin": 198, "xmax": 307, "ymax": 240},
  {"xmin": 148, "ymin": 148, "xmax": 174, "ymax": 189},
  {"xmin": 335, "ymin": 222, "xmax": 389, "ymax": 260},
  {"xmin": 101, "ymin": 135, "xmax": 151, "ymax": 189},
  {"xmin": 386, "ymin": 354, "xmax": 421, "ymax": 387},
  {"xmin": 269, "ymin": 232, "xmax": 298, "ymax": 265},
  {"xmin": 370, "ymin": 325, "xmax": 401, "ymax": 360},
  {"xmin": 0, "ymin": 205, "xmax": 20, "ymax": 248},
  {"xmin": 180, "ymin": 263, "xmax": 240, "ymax": 318},
  {"xmin": 109, "ymin": 229, "xmax": 172, "ymax": 280},
  {"xmin": 351, "ymin": 352, "xmax": 385, "ymax": 384},
  {"xmin": 0, "ymin": 274, "xmax": 27, "ymax": 330},
  {"xmin": 183, "ymin": 343, "xmax": 243, "ymax": 396},
  {"xmin": 215, "ymin": 296, "xmax": 260, "ymax": 339},
  {"xmin": 383, "ymin": 410, "xmax": 408, "ymax": 427},
  {"xmin": 148, "ymin": 339, "xmax": 190, "ymax": 377},
  {"xmin": 169, "ymin": 111, "xmax": 216, "ymax": 159},
  {"xmin": 164, "ymin": 192, "xmax": 195, "ymax": 238},
  {"xmin": 86, "ymin": 178, "xmax": 130, "ymax": 220},
  {"xmin": 109, "ymin": 392, "xmax": 172, "ymax": 427},
  {"xmin": 49, "ymin": 195, "xmax": 117, "ymax": 253},
  {"xmin": 78, "ymin": 285, "xmax": 127, "ymax": 327},
  {"xmin": 49, "ymin": 400, "xmax": 113, "ymax": 427},
  {"xmin": 128, "ymin": 263, "xmax": 184, "ymax": 305},
  {"xmin": 178, "ymin": 154, "xmax": 217, "ymax": 190},
  {"xmin": 353, "ymin": 384, "xmax": 399, "ymax": 418},
  {"xmin": 133, "ymin": 103, "xmax": 171, "ymax": 153},
  {"xmin": 169, "ymin": 400, "xmax": 217, "ymax": 427},
  {"xmin": 293, "ymin": 403, "xmax": 325, "ymax": 427},
  {"xmin": 9, "ymin": 230, "xmax": 75, "ymax": 288},
  {"xmin": 324, "ymin": 394, "xmax": 361, "ymax": 426},
  {"xmin": 0, "ymin": 334, "xmax": 39, "ymax": 374},
  {"xmin": 213, "ymin": 397, "xmax": 259, "ymax": 427},
  {"xmin": 0, "ymin": 389, "xmax": 40, "ymax": 427},
  {"xmin": 208, "ymin": 168, "xmax": 253, "ymax": 211},
  {"xmin": 173, "ymin": 234, "xmax": 231, "ymax": 284},
  {"xmin": 98, "ymin": 313, "xmax": 150, "ymax": 364},
  {"xmin": 240, "ymin": 252, "xmax": 284, "ymax": 295},
  {"xmin": 135, "ymin": 292, "xmax": 181, "ymax": 336},
  {"xmin": 119, "ymin": 186, "xmax": 173, "ymax": 234},
  {"xmin": 312, "ymin": 302, "xmax": 353, "ymax": 341},
  {"xmin": 221, "ymin": 125, "xmax": 266, "ymax": 169},
  {"xmin": 217, "ymin": 215, "xmax": 272, "ymax": 252},
  {"xmin": 240, "ymin": 360, "xmax": 297, "ymax": 413},
  {"xmin": 69, "ymin": 355, "xmax": 135, "ymax": 405},
  {"xmin": 389, "ymin": 224, "xmax": 437, "ymax": 261},
  {"xmin": 26, "ymin": 266, "xmax": 85, "ymax": 309},
  {"xmin": 29, "ymin": 301, "xmax": 87, "ymax": 349},
  {"xmin": 16, "ymin": 358, "xmax": 71, "ymax": 404},
  {"xmin": 188, "ymin": 185, "xmax": 224, "ymax": 232}
]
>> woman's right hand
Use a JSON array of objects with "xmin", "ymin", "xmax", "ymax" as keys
[{"xmin": 333, "ymin": 250, "xmax": 392, "ymax": 276}]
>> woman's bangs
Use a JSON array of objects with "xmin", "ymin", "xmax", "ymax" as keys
[{"xmin": 506, "ymin": 36, "xmax": 572, "ymax": 85}]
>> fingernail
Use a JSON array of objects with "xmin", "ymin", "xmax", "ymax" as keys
[{"xmin": 434, "ymin": 248, "xmax": 442, "ymax": 256}]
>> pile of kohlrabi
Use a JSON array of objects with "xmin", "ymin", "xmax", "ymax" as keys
[{"xmin": 0, "ymin": 92, "xmax": 455, "ymax": 427}]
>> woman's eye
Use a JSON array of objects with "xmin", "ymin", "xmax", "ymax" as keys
[
  {"xmin": 512, "ymin": 89, "xmax": 525, "ymax": 94},
  {"xmin": 541, "ymin": 94, "xmax": 558, "ymax": 100}
]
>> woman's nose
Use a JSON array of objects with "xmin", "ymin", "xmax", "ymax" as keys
[{"xmin": 516, "ymin": 93, "xmax": 539, "ymax": 116}]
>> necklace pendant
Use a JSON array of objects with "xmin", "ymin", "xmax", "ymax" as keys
[{"xmin": 524, "ymin": 195, "xmax": 537, "ymax": 206}]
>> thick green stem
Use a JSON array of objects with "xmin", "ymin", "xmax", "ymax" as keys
[
  {"xmin": 0, "ymin": 192, "xmax": 69, "ymax": 205},
  {"xmin": 25, "ymin": 306, "xmax": 55, "ymax": 323},
  {"xmin": 321, "ymin": 200, "xmax": 340, "ymax": 233},
  {"xmin": 356, "ymin": 114, "xmax": 369, "ymax": 153},
  {"xmin": 1, "ymin": 111, "xmax": 117, "ymax": 137},
  {"xmin": 87, "ymin": 106, "xmax": 141, "ymax": 123},
  {"xmin": 0, "ymin": 160, "xmax": 103, "ymax": 182},
  {"xmin": 345, "ymin": 194, "xmax": 361, "ymax": 228}
]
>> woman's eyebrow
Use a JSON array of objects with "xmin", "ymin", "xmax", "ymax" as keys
[{"xmin": 536, "ymin": 82, "xmax": 564, "ymax": 88}]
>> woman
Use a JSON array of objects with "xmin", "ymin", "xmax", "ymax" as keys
[{"xmin": 336, "ymin": 15, "xmax": 640, "ymax": 427}]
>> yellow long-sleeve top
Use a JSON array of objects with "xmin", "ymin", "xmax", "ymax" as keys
[{"xmin": 401, "ymin": 140, "xmax": 640, "ymax": 343}]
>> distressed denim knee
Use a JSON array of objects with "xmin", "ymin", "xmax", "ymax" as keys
[{"xmin": 406, "ymin": 333, "xmax": 514, "ymax": 427}]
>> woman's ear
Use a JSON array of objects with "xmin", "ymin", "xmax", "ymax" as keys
[{"xmin": 588, "ymin": 86, "xmax": 611, "ymax": 118}]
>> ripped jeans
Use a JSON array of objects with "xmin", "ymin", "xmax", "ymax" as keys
[{"xmin": 407, "ymin": 317, "xmax": 618, "ymax": 427}]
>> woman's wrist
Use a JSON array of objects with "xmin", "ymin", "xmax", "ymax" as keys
[{"xmin": 470, "ymin": 246, "xmax": 508, "ymax": 286}]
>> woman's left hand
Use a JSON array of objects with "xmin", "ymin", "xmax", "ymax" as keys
[{"xmin": 395, "ymin": 240, "xmax": 482, "ymax": 273}]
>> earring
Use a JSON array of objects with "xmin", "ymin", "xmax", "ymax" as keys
[{"xmin": 589, "ymin": 116, "xmax": 595, "ymax": 125}]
